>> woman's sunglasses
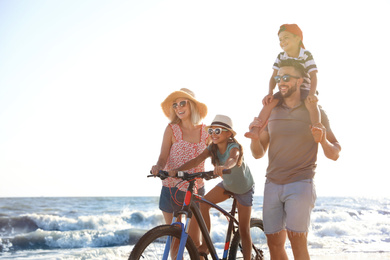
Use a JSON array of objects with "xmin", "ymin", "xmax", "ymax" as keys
[
  {"xmin": 172, "ymin": 100, "xmax": 188, "ymax": 109},
  {"xmin": 274, "ymin": 74, "xmax": 301, "ymax": 83},
  {"xmin": 208, "ymin": 128, "xmax": 229, "ymax": 135}
]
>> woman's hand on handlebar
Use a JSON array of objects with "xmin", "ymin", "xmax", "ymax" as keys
[
  {"xmin": 151, "ymin": 165, "xmax": 163, "ymax": 175},
  {"xmin": 168, "ymin": 170, "xmax": 178, "ymax": 177}
]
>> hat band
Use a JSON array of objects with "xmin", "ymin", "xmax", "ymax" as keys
[{"xmin": 211, "ymin": 121, "xmax": 232, "ymax": 129}]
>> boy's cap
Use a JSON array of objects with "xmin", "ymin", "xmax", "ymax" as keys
[{"xmin": 278, "ymin": 24, "xmax": 305, "ymax": 49}]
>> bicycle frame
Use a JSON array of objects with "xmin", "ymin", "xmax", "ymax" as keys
[{"xmin": 167, "ymin": 178, "xmax": 240, "ymax": 260}]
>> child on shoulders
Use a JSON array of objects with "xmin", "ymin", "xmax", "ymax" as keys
[{"xmin": 245, "ymin": 24, "xmax": 323, "ymax": 142}]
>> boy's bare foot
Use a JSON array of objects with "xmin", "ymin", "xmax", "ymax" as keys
[
  {"xmin": 244, "ymin": 126, "xmax": 261, "ymax": 139},
  {"xmin": 311, "ymin": 123, "xmax": 324, "ymax": 143},
  {"xmin": 244, "ymin": 119, "xmax": 268, "ymax": 139}
]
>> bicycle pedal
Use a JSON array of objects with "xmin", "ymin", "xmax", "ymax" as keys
[{"xmin": 199, "ymin": 252, "xmax": 209, "ymax": 260}]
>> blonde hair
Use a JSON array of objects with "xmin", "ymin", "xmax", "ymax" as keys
[
  {"xmin": 169, "ymin": 100, "xmax": 202, "ymax": 125},
  {"xmin": 209, "ymin": 136, "xmax": 243, "ymax": 167}
]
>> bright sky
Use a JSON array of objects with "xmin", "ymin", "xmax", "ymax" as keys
[{"xmin": 1, "ymin": 0, "xmax": 389, "ymax": 198}]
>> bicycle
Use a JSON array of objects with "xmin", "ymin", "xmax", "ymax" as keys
[{"xmin": 129, "ymin": 170, "xmax": 267, "ymax": 260}]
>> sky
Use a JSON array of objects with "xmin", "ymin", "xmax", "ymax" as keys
[{"xmin": 1, "ymin": 0, "xmax": 389, "ymax": 198}]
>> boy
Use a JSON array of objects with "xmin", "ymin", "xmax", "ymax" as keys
[{"xmin": 245, "ymin": 24, "xmax": 322, "ymax": 142}]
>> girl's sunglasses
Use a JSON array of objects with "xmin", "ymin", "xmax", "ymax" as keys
[
  {"xmin": 274, "ymin": 74, "xmax": 301, "ymax": 83},
  {"xmin": 172, "ymin": 100, "xmax": 188, "ymax": 109},
  {"xmin": 208, "ymin": 128, "xmax": 228, "ymax": 135}
]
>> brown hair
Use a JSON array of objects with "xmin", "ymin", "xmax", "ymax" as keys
[{"xmin": 209, "ymin": 136, "xmax": 243, "ymax": 167}]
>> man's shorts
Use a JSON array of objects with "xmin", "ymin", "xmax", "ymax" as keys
[
  {"xmin": 159, "ymin": 186, "xmax": 205, "ymax": 213},
  {"xmin": 263, "ymin": 179, "xmax": 316, "ymax": 234},
  {"xmin": 217, "ymin": 181, "xmax": 254, "ymax": 207}
]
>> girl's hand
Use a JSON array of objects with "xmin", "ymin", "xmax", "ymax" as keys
[
  {"xmin": 214, "ymin": 166, "xmax": 226, "ymax": 177},
  {"xmin": 151, "ymin": 165, "xmax": 163, "ymax": 175}
]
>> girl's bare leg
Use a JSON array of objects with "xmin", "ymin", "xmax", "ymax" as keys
[
  {"xmin": 198, "ymin": 186, "xmax": 229, "ymax": 255},
  {"xmin": 237, "ymin": 203, "xmax": 252, "ymax": 260}
]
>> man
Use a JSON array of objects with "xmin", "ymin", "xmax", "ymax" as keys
[{"xmin": 249, "ymin": 59, "xmax": 341, "ymax": 260}]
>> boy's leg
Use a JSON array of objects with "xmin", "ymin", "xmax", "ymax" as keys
[
  {"xmin": 198, "ymin": 185, "xmax": 229, "ymax": 254},
  {"xmin": 245, "ymin": 99, "xmax": 279, "ymax": 139},
  {"xmin": 304, "ymin": 98, "xmax": 323, "ymax": 143}
]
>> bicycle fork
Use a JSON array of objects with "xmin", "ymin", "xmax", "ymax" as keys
[{"xmin": 163, "ymin": 190, "xmax": 194, "ymax": 260}]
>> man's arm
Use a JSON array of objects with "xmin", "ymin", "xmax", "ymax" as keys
[{"xmin": 249, "ymin": 118, "xmax": 270, "ymax": 159}]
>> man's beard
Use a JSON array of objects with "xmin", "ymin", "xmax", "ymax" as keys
[{"xmin": 281, "ymin": 82, "xmax": 298, "ymax": 98}]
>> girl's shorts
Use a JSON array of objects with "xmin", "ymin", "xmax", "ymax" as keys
[
  {"xmin": 159, "ymin": 186, "xmax": 205, "ymax": 213},
  {"xmin": 217, "ymin": 182, "xmax": 254, "ymax": 207},
  {"xmin": 263, "ymin": 179, "xmax": 316, "ymax": 234}
]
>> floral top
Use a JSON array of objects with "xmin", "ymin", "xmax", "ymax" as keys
[{"xmin": 163, "ymin": 123, "xmax": 208, "ymax": 192}]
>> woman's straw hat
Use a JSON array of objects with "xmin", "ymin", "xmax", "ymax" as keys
[
  {"xmin": 207, "ymin": 114, "xmax": 236, "ymax": 137},
  {"xmin": 161, "ymin": 88, "xmax": 207, "ymax": 119}
]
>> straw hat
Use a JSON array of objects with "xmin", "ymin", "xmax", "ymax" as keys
[
  {"xmin": 161, "ymin": 88, "xmax": 207, "ymax": 119},
  {"xmin": 207, "ymin": 114, "xmax": 236, "ymax": 137}
]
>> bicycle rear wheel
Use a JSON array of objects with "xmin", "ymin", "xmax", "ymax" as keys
[
  {"xmin": 228, "ymin": 218, "xmax": 266, "ymax": 260},
  {"xmin": 129, "ymin": 224, "xmax": 199, "ymax": 260}
]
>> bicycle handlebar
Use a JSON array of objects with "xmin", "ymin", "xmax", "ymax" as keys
[{"xmin": 148, "ymin": 169, "xmax": 231, "ymax": 181}]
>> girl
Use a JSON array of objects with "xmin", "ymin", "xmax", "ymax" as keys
[
  {"xmin": 170, "ymin": 114, "xmax": 255, "ymax": 260},
  {"xmin": 151, "ymin": 88, "xmax": 209, "ymax": 250}
]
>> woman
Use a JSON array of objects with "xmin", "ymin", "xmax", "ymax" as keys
[{"xmin": 151, "ymin": 88, "xmax": 209, "ymax": 248}]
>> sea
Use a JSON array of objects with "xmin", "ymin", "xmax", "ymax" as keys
[{"xmin": 0, "ymin": 196, "xmax": 389, "ymax": 260}]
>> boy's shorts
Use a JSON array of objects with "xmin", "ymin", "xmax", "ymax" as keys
[
  {"xmin": 263, "ymin": 179, "xmax": 316, "ymax": 234},
  {"xmin": 159, "ymin": 186, "xmax": 205, "ymax": 213},
  {"xmin": 217, "ymin": 181, "xmax": 254, "ymax": 207}
]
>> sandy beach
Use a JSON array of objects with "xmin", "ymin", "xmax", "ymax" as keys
[{"xmin": 311, "ymin": 252, "xmax": 390, "ymax": 259}]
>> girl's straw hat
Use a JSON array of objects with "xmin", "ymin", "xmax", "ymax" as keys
[
  {"xmin": 161, "ymin": 88, "xmax": 207, "ymax": 119},
  {"xmin": 207, "ymin": 114, "xmax": 236, "ymax": 137}
]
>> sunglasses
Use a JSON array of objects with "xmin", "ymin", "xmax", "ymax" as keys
[
  {"xmin": 274, "ymin": 74, "xmax": 301, "ymax": 83},
  {"xmin": 172, "ymin": 100, "xmax": 188, "ymax": 109},
  {"xmin": 208, "ymin": 128, "xmax": 229, "ymax": 135}
]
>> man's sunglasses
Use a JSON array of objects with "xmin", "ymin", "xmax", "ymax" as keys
[
  {"xmin": 274, "ymin": 74, "xmax": 301, "ymax": 83},
  {"xmin": 208, "ymin": 128, "xmax": 229, "ymax": 135},
  {"xmin": 172, "ymin": 100, "xmax": 188, "ymax": 109}
]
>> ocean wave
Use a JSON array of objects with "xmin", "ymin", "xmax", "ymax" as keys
[
  {"xmin": 0, "ymin": 216, "xmax": 38, "ymax": 235},
  {"xmin": 1, "ymin": 210, "xmax": 164, "ymax": 237},
  {"xmin": 0, "ymin": 228, "xmax": 146, "ymax": 252}
]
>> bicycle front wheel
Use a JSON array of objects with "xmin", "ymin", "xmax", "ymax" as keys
[
  {"xmin": 228, "ymin": 218, "xmax": 266, "ymax": 260},
  {"xmin": 129, "ymin": 224, "xmax": 199, "ymax": 260}
]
